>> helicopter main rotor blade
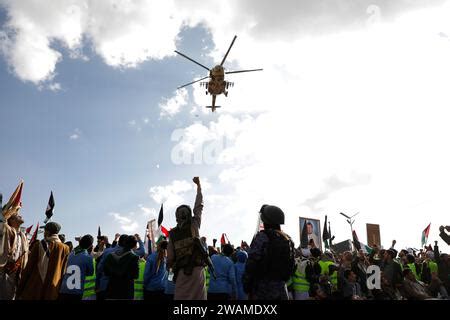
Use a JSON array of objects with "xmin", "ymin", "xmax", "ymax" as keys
[
  {"xmin": 351, "ymin": 212, "xmax": 360, "ymax": 219},
  {"xmin": 174, "ymin": 50, "xmax": 210, "ymax": 71},
  {"xmin": 177, "ymin": 76, "xmax": 210, "ymax": 89},
  {"xmin": 220, "ymin": 35, "xmax": 237, "ymax": 66},
  {"xmin": 340, "ymin": 212, "xmax": 351, "ymax": 219},
  {"xmin": 225, "ymin": 68, "xmax": 263, "ymax": 74}
]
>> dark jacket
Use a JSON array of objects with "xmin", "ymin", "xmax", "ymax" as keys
[
  {"xmin": 104, "ymin": 249, "xmax": 139, "ymax": 299},
  {"xmin": 434, "ymin": 245, "xmax": 450, "ymax": 292}
]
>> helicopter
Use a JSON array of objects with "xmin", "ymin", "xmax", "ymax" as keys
[{"xmin": 175, "ymin": 35, "xmax": 263, "ymax": 112}]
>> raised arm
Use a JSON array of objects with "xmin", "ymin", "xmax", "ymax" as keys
[{"xmin": 192, "ymin": 177, "xmax": 203, "ymax": 229}]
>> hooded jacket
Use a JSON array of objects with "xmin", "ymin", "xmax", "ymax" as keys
[{"xmin": 235, "ymin": 250, "xmax": 248, "ymax": 300}]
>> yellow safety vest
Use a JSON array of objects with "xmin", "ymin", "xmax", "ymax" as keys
[
  {"xmin": 205, "ymin": 267, "xmax": 210, "ymax": 291},
  {"xmin": 319, "ymin": 260, "xmax": 338, "ymax": 290},
  {"xmin": 134, "ymin": 260, "xmax": 146, "ymax": 300},
  {"xmin": 428, "ymin": 261, "xmax": 438, "ymax": 275},
  {"xmin": 292, "ymin": 270, "xmax": 309, "ymax": 293},
  {"xmin": 82, "ymin": 259, "xmax": 96, "ymax": 300},
  {"xmin": 407, "ymin": 263, "xmax": 420, "ymax": 281}
]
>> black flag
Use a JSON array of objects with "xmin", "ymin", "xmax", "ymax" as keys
[
  {"xmin": 322, "ymin": 215, "xmax": 330, "ymax": 242},
  {"xmin": 329, "ymin": 221, "xmax": 335, "ymax": 246},
  {"xmin": 44, "ymin": 191, "xmax": 55, "ymax": 223},
  {"xmin": 0, "ymin": 193, "xmax": 3, "ymax": 212},
  {"xmin": 300, "ymin": 220, "xmax": 309, "ymax": 248},
  {"xmin": 98, "ymin": 226, "xmax": 101, "ymax": 238},
  {"xmin": 352, "ymin": 230, "xmax": 362, "ymax": 251},
  {"xmin": 157, "ymin": 203, "xmax": 163, "ymax": 227}
]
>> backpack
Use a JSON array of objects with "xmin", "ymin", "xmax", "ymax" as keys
[{"xmin": 261, "ymin": 229, "xmax": 295, "ymax": 281}]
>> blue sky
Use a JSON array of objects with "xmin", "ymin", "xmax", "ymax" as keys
[
  {"xmin": 0, "ymin": 19, "xmax": 217, "ymax": 239},
  {"xmin": 1, "ymin": 1, "xmax": 450, "ymax": 250}
]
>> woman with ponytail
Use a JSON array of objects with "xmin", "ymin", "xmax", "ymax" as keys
[{"xmin": 143, "ymin": 239, "xmax": 169, "ymax": 300}]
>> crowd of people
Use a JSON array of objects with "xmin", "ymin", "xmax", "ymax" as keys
[{"xmin": 1, "ymin": 177, "xmax": 449, "ymax": 301}]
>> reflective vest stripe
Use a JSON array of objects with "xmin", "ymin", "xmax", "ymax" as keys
[
  {"xmin": 407, "ymin": 263, "xmax": 420, "ymax": 281},
  {"xmin": 429, "ymin": 261, "xmax": 438, "ymax": 274},
  {"xmin": 292, "ymin": 271, "xmax": 309, "ymax": 293},
  {"xmin": 82, "ymin": 260, "xmax": 96, "ymax": 300},
  {"xmin": 205, "ymin": 268, "xmax": 210, "ymax": 290},
  {"xmin": 134, "ymin": 261, "xmax": 146, "ymax": 300}
]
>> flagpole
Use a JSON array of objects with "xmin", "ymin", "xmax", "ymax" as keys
[
  {"xmin": 340, "ymin": 212, "xmax": 359, "ymax": 252},
  {"xmin": 149, "ymin": 219, "xmax": 156, "ymax": 253},
  {"xmin": 328, "ymin": 221, "xmax": 332, "ymax": 246}
]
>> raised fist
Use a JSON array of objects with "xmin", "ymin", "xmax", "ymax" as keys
[{"xmin": 193, "ymin": 177, "xmax": 201, "ymax": 186}]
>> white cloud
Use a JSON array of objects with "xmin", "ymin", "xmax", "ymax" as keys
[
  {"xmin": 159, "ymin": 88, "xmax": 189, "ymax": 117},
  {"xmin": 109, "ymin": 212, "xmax": 139, "ymax": 232},
  {"xmin": 48, "ymin": 82, "xmax": 61, "ymax": 91},
  {"xmin": 0, "ymin": 0, "xmax": 446, "ymax": 86},
  {"xmin": 149, "ymin": 179, "xmax": 193, "ymax": 210},
  {"xmin": 69, "ymin": 128, "xmax": 81, "ymax": 140},
  {"xmin": 0, "ymin": 0, "xmax": 183, "ymax": 84},
  {"xmin": 138, "ymin": 204, "xmax": 156, "ymax": 218},
  {"xmin": 171, "ymin": 4, "xmax": 450, "ymax": 249}
]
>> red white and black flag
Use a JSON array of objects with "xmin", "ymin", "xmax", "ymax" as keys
[
  {"xmin": 30, "ymin": 222, "xmax": 39, "ymax": 244},
  {"xmin": 25, "ymin": 225, "xmax": 33, "ymax": 235},
  {"xmin": 44, "ymin": 191, "xmax": 55, "ymax": 223},
  {"xmin": 421, "ymin": 223, "xmax": 431, "ymax": 247},
  {"xmin": 157, "ymin": 203, "xmax": 163, "ymax": 227}
]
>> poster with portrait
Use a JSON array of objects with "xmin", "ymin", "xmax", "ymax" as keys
[
  {"xmin": 299, "ymin": 217, "xmax": 322, "ymax": 250},
  {"xmin": 366, "ymin": 223, "xmax": 381, "ymax": 247}
]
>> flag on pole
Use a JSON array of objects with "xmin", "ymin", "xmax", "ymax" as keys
[
  {"xmin": 160, "ymin": 225, "xmax": 169, "ymax": 238},
  {"xmin": 352, "ymin": 230, "xmax": 362, "ymax": 251},
  {"xmin": 322, "ymin": 215, "xmax": 330, "ymax": 249},
  {"xmin": 360, "ymin": 243, "xmax": 373, "ymax": 254},
  {"xmin": 144, "ymin": 221, "xmax": 150, "ymax": 255},
  {"xmin": 2, "ymin": 180, "xmax": 23, "ymax": 219},
  {"xmin": 44, "ymin": 191, "xmax": 55, "ymax": 223},
  {"xmin": 157, "ymin": 203, "xmax": 163, "ymax": 227},
  {"xmin": 421, "ymin": 223, "xmax": 431, "ymax": 247},
  {"xmin": 329, "ymin": 221, "xmax": 335, "ymax": 246},
  {"xmin": 300, "ymin": 220, "xmax": 309, "ymax": 248},
  {"xmin": 25, "ymin": 225, "xmax": 33, "ymax": 235},
  {"xmin": 220, "ymin": 233, "xmax": 226, "ymax": 245},
  {"xmin": 30, "ymin": 222, "xmax": 39, "ymax": 244}
]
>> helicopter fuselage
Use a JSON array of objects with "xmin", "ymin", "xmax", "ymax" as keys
[{"xmin": 207, "ymin": 65, "xmax": 227, "ymax": 95}]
